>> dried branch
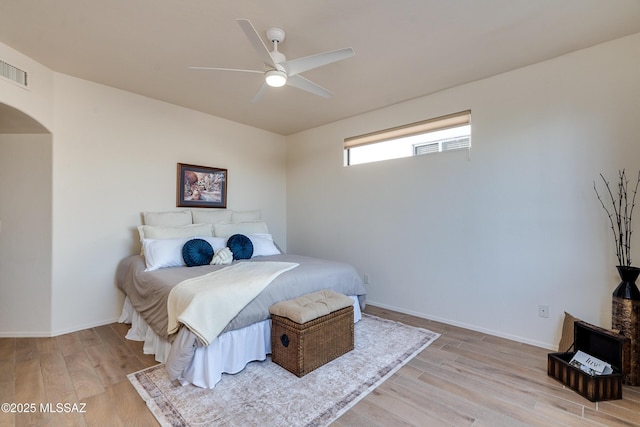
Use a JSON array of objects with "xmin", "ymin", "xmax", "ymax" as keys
[
  {"xmin": 594, "ymin": 169, "xmax": 640, "ymax": 267},
  {"xmin": 627, "ymin": 170, "xmax": 640, "ymax": 265},
  {"xmin": 595, "ymin": 176, "xmax": 622, "ymax": 265}
]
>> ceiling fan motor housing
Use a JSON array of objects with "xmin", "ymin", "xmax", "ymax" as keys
[
  {"xmin": 266, "ymin": 27, "xmax": 285, "ymax": 44},
  {"xmin": 266, "ymin": 27, "xmax": 287, "ymax": 65}
]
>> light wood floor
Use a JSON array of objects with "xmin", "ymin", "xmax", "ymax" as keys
[{"xmin": 1, "ymin": 306, "xmax": 639, "ymax": 427}]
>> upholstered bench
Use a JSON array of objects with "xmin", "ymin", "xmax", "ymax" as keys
[{"xmin": 269, "ymin": 289, "xmax": 354, "ymax": 377}]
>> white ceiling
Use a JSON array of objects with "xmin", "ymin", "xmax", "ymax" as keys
[{"xmin": 1, "ymin": 0, "xmax": 640, "ymax": 135}]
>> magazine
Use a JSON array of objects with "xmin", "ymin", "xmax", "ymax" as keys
[{"xmin": 569, "ymin": 350, "xmax": 613, "ymax": 376}]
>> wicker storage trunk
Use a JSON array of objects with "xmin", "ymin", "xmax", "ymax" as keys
[
  {"xmin": 271, "ymin": 305, "xmax": 354, "ymax": 377},
  {"xmin": 547, "ymin": 320, "xmax": 630, "ymax": 401}
]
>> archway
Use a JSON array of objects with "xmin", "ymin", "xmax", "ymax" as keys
[{"xmin": 0, "ymin": 102, "xmax": 53, "ymax": 335}]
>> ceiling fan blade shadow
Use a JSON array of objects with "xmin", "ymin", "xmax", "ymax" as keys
[
  {"xmin": 188, "ymin": 67, "xmax": 263, "ymax": 74},
  {"xmin": 284, "ymin": 48, "xmax": 354, "ymax": 76},
  {"xmin": 251, "ymin": 82, "xmax": 269, "ymax": 103},
  {"xmin": 287, "ymin": 75, "xmax": 333, "ymax": 98},
  {"xmin": 237, "ymin": 19, "xmax": 277, "ymax": 69}
]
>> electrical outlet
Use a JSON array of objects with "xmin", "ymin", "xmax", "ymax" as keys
[
  {"xmin": 363, "ymin": 274, "xmax": 370, "ymax": 285},
  {"xmin": 538, "ymin": 305, "xmax": 549, "ymax": 318}
]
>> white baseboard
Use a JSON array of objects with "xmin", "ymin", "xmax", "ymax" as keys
[
  {"xmin": 0, "ymin": 316, "xmax": 122, "ymax": 338},
  {"xmin": 366, "ymin": 300, "xmax": 556, "ymax": 351}
]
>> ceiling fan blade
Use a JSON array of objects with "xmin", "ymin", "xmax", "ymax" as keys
[
  {"xmin": 236, "ymin": 18, "xmax": 277, "ymax": 69},
  {"xmin": 251, "ymin": 82, "xmax": 269, "ymax": 103},
  {"xmin": 284, "ymin": 47, "xmax": 355, "ymax": 76},
  {"xmin": 188, "ymin": 66, "xmax": 263, "ymax": 74},
  {"xmin": 287, "ymin": 74, "xmax": 333, "ymax": 98}
]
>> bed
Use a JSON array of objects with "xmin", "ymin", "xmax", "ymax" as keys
[{"xmin": 116, "ymin": 209, "xmax": 366, "ymax": 388}]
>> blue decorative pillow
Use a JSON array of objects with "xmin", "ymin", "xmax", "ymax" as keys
[
  {"xmin": 227, "ymin": 234, "xmax": 253, "ymax": 260},
  {"xmin": 182, "ymin": 238, "xmax": 214, "ymax": 267}
]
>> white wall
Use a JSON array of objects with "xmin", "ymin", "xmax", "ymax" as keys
[
  {"xmin": 0, "ymin": 134, "xmax": 52, "ymax": 335},
  {"xmin": 286, "ymin": 33, "xmax": 640, "ymax": 349},
  {"xmin": 0, "ymin": 42, "xmax": 55, "ymax": 336},
  {"xmin": 48, "ymin": 74, "xmax": 287, "ymax": 335},
  {"xmin": 0, "ymin": 42, "xmax": 287, "ymax": 336}
]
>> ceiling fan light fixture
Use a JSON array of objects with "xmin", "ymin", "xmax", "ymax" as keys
[{"xmin": 265, "ymin": 69, "xmax": 287, "ymax": 87}]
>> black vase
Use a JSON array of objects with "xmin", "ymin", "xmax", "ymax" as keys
[{"xmin": 613, "ymin": 266, "xmax": 640, "ymax": 300}]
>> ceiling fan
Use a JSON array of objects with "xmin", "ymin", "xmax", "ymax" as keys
[{"xmin": 189, "ymin": 19, "xmax": 355, "ymax": 102}]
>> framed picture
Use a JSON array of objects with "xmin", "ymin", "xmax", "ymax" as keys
[{"xmin": 177, "ymin": 163, "xmax": 227, "ymax": 208}]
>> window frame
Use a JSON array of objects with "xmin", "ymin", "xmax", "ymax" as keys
[{"xmin": 344, "ymin": 110, "xmax": 471, "ymax": 166}]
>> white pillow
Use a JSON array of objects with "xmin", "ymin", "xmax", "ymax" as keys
[
  {"xmin": 248, "ymin": 233, "xmax": 281, "ymax": 257},
  {"xmin": 142, "ymin": 236, "xmax": 226, "ymax": 271},
  {"xmin": 213, "ymin": 221, "xmax": 269, "ymax": 238},
  {"xmin": 232, "ymin": 210, "xmax": 261, "ymax": 223},
  {"xmin": 142, "ymin": 238, "xmax": 188, "ymax": 271},
  {"xmin": 192, "ymin": 209, "xmax": 233, "ymax": 224},
  {"xmin": 143, "ymin": 210, "xmax": 192, "ymax": 226},
  {"xmin": 138, "ymin": 223, "xmax": 213, "ymax": 240},
  {"xmin": 201, "ymin": 236, "xmax": 227, "ymax": 252}
]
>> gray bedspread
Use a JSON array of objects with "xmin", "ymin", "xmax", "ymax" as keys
[{"xmin": 116, "ymin": 253, "xmax": 367, "ymax": 340}]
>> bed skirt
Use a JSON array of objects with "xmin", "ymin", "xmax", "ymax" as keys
[{"xmin": 119, "ymin": 295, "xmax": 362, "ymax": 388}]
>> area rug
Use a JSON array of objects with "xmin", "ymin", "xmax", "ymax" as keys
[{"xmin": 128, "ymin": 313, "xmax": 439, "ymax": 427}]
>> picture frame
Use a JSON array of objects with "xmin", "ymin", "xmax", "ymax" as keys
[{"xmin": 176, "ymin": 163, "xmax": 227, "ymax": 208}]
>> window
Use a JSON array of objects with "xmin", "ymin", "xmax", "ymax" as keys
[{"xmin": 344, "ymin": 110, "xmax": 471, "ymax": 166}]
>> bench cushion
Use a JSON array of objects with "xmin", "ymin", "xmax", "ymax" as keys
[{"xmin": 269, "ymin": 289, "xmax": 353, "ymax": 324}]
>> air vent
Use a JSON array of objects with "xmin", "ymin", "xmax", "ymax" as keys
[
  {"xmin": 414, "ymin": 142, "xmax": 440, "ymax": 155},
  {"xmin": 1, "ymin": 60, "xmax": 28, "ymax": 88},
  {"xmin": 442, "ymin": 136, "xmax": 470, "ymax": 151},
  {"xmin": 414, "ymin": 136, "xmax": 470, "ymax": 156}
]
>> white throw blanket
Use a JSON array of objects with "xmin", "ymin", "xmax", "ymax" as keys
[{"xmin": 167, "ymin": 261, "xmax": 298, "ymax": 346}]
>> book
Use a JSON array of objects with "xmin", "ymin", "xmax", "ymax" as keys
[{"xmin": 569, "ymin": 350, "xmax": 613, "ymax": 376}]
